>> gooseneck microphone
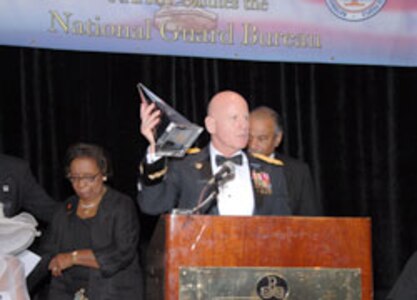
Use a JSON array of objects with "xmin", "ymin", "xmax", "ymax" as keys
[
  {"xmin": 189, "ymin": 161, "xmax": 236, "ymax": 214},
  {"xmin": 207, "ymin": 161, "xmax": 235, "ymax": 185},
  {"xmin": 172, "ymin": 161, "xmax": 236, "ymax": 215}
]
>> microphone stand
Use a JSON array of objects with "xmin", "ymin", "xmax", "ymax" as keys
[
  {"xmin": 191, "ymin": 188, "xmax": 219, "ymax": 214},
  {"xmin": 172, "ymin": 180, "xmax": 219, "ymax": 215},
  {"xmin": 171, "ymin": 166, "xmax": 233, "ymax": 215}
]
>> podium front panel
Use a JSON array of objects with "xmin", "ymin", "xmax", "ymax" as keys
[
  {"xmin": 179, "ymin": 266, "xmax": 361, "ymax": 299},
  {"xmin": 146, "ymin": 215, "xmax": 372, "ymax": 300}
]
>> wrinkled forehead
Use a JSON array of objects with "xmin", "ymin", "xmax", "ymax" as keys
[
  {"xmin": 250, "ymin": 117, "xmax": 279, "ymax": 136},
  {"xmin": 250, "ymin": 115, "xmax": 275, "ymax": 126}
]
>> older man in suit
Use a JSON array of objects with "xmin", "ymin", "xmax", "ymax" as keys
[
  {"xmin": 138, "ymin": 90, "xmax": 292, "ymax": 216},
  {"xmin": 248, "ymin": 106, "xmax": 322, "ymax": 216}
]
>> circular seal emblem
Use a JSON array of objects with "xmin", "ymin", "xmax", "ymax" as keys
[
  {"xmin": 325, "ymin": 0, "xmax": 386, "ymax": 21},
  {"xmin": 256, "ymin": 275, "xmax": 289, "ymax": 300}
]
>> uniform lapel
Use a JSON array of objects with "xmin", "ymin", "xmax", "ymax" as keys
[
  {"xmin": 275, "ymin": 153, "xmax": 293, "ymax": 202},
  {"xmin": 194, "ymin": 147, "xmax": 212, "ymax": 182},
  {"xmin": 192, "ymin": 147, "xmax": 219, "ymax": 215},
  {"xmin": 248, "ymin": 154, "xmax": 266, "ymax": 214}
]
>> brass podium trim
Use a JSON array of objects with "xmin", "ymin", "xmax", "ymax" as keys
[{"xmin": 179, "ymin": 266, "xmax": 361, "ymax": 300}]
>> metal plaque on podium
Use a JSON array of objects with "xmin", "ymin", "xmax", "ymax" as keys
[{"xmin": 137, "ymin": 83, "xmax": 203, "ymax": 157}]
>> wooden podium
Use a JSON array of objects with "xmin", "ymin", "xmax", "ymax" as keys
[{"xmin": 146, "ymin": 214, "xmax": 372, "ymax": 300}]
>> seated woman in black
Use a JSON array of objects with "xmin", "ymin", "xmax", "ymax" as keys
[{"xmin": 44, "ymin": 143, "xmax": 142, "ymax": 300}]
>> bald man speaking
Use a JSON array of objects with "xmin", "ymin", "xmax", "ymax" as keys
[{"xmin": 137, "ymin": 90, "xmax": 292, "ymax": 216}]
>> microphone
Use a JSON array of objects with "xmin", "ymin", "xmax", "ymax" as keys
[
  {"xmin": 188, "ymin": 161, "xmax": 235, "ymax": 214},
  {"xmin": 208, "ymin": 160, "xmax": 235, "ymax": 186}
]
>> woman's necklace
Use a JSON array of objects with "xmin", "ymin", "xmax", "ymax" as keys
[
  {"xmin": 79, "ymin": 201, "xmax": 99, "ymax": 215},
  {"xmin": 78, "ymin": 187, "xmax": 106, "ymax": 215},
  {"xmin": 79, "ymin": 202, "xmax": 98, "ymax": 209}
]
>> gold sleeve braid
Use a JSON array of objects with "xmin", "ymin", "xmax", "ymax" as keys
[{"xmin": 147, "ymin": 166, "xmax": 168, "ymax": 180}]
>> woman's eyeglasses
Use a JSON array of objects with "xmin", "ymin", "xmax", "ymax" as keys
[{"xmin": 67, "ymin": 172, "xmax": 101, "ymax": 184}]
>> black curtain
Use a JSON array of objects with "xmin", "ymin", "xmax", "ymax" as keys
[{"xmin": 1, "ymin": 45, "xmax": 417, "ymax": 299}]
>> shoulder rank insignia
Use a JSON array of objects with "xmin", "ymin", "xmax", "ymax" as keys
[
  {"xmin": 186, "ymin": 147, "xmax": 201, "ymax": 155},
  {"xmin": 250, "ymin": 152, "xmax": 284, "ymax": 166}
]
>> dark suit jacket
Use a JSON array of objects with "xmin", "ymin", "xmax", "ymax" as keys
[
  {"xmin": 43, "ymin": 187, "xmax": 143, "ymax": 300},
  {"xmin": 0, "ymin": 154, "xmax": 57, "ymax": 223},
  {"xmin": 138, "ymin": 147, "xmax": 292, "ymax": 216},
  {"xmin": 276, "ymin": 153, "xmax": 322, "ymax": 216},
  {"xmin": 387, "ymin": 251, "xmax": 417, "ymax": 300}
]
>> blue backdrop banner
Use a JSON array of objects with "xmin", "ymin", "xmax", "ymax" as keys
[{"xmin": 1, "ymin": 0, "xmax": 416, "ymax": 66}]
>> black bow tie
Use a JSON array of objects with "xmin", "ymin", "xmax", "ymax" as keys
[{"xmin": 215, "ymin": 154, "xmax": 243, "ymax": 166}]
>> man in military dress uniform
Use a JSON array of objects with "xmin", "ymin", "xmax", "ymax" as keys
[
  {"xmin": 248, "ymin": 106, "xmax": 322, "ymax": 216},
  {"xmin": 137, "ymin": 90, "xmax": 292, "ymax": 216}
]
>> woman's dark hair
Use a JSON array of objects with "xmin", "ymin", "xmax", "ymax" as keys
[{"xmin": 65, "ymin": 143, "xmax": 112, "ymax": 177}]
